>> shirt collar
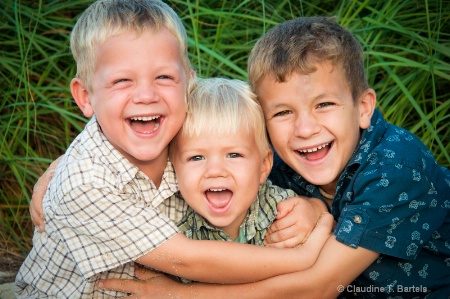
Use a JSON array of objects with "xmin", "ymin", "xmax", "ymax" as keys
[
  {"xmin": 186, "ymin": 182, "xmax": 278, "ymax": 242},
  {"xmin": 85, "ymin": 116, "xmax": 178, "ymax": 196}
]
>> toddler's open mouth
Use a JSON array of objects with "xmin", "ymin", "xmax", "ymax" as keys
[{"xmin": 205, "ymin": 188, "xmax": 233, "ymax": 210}]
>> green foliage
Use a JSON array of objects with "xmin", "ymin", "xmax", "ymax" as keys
[{"xmin": 1, "ymin": 0, "xmax": 449, "ymax": 257}]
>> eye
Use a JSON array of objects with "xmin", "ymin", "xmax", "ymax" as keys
[
  {"xmin": 273, "ymin": 110, "xmax": 291, "ymax": 117},
  {"xmin": 113, "ymin": 78, "xmax": 130, "ymax": 84},
  {"xmin": 227, "ymin": 153, "xmax": 242, "ymax": 158},
  {"xmin": 188, "ymin": 155, "xmax": 204, "ymax": 162},
  {"xmin": 157, "ymin": 75, "xmax": 174, "ymax": 80},
  {"xmin": 316, "ymin": 102, "xmax": 335, "ymax": 109}
]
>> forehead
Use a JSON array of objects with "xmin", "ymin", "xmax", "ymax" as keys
[
  {"xmin": 257, "ymin": 63, "xmax": 349, "ymax": 96},
  {"xmin": 175, "ymin": 128, "xmax": 256, "ymax": 148},
  {"xmin": 256, "ymin": 61, "xmax": 347, "ymax": 88},
  {"xmin": 94, "ymin": 28, "xmax": 185, "ymax": 71}
]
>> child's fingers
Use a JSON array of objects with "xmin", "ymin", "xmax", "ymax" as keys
[
  {"xmin": 265, "ymin": 218, "xmax": 307, "ymax": 248},
  {"xmin": 98, "ymin": 279, "xmax": 142, "ymax": 295},
  {"xmin": 30, "ymin": 182, "xmax": 47, "ymax": 232},
  {"xmin": 265, "ymin": 232, "xmax": 304, "ymax": 248},
  {"xmin": 274, "ymin": 197, "xmax": 296, "ymax": 219},
  {"xmin": 98, "ymin": 275, "xmax": 179, "ymax": 299},
  {"xmin": 30, "ymin": 156, "xmax": 61, "ymax": 232},
  {"xmin": 134, "ymin": 264, "xmax": 164, "ymax": 280}
]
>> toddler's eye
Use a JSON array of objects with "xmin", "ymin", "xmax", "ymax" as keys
[
  {"xmin": 227, "ymin": 153, "xmax": 242, "ymax": 158},
  {"xmin": 188, "ymin": 155, "xmax": 204, "ymax": 162}
]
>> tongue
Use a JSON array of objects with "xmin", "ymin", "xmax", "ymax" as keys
[
  {"xmin": 305, "ymin": 146, "xmax": 328, "ymax": 161},
  {"xmin": 130, "ymin": 120, "xmax": 158, "ymax": 134},
  {"xmin": 206, "ymin": 190, "xmax": 232, "ymax": 208}
]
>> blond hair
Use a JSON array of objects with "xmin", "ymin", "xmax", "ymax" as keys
[
  {"xmin": 248, "ymin": 16, "xmax": 368, "ymax": 102},
  {"xmin": 70, "ymin": 0, "xmax": 191, "ymax": 91},
  {"xmin": 177, "ymin": 77, "xmax": 270, "ymax": 155}
]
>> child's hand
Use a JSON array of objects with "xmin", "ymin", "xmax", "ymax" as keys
[
  {"xmin": 265, "ymin": 196, "xmax": 329, "ymax": 248},
  {"xmin": 98, "ymin": 265, "xmax": 182, "ymax": 299},
  {"xmin": 29, "ymin": 156, "xmax": 62, "ymax": 232}
]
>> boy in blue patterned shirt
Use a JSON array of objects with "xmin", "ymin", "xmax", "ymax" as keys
[
  {"xmin": 246, "ymin": 16, "xmax": 450, "ymax": 298},
  {"xmin": 98, "ymin": 16, "xmax": 449, "ymax": 299}
]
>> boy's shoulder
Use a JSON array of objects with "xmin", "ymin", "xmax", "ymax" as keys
[
  {"xmin": 355, "ymin": 109, "xmax": 441, "ymax": 171},
  {"xmin": 350, "ymin": 109, "xmax": 449, "ymax": 193},
  {"xmin": 54, "ymin": 117, "xmax": 140, "ymax": 190}
]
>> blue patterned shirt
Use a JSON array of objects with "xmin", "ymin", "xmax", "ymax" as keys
[{"xmin": 269, "ymin": 109, "xmax": 450, "ymax": 298}]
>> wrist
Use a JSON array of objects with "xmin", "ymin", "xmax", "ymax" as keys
[{"xmin": 309, "ymin": 197, "xmax": 329, "ymax": 216}]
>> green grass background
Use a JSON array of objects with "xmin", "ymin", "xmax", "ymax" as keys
[{"xmin": 1, "ymin": 0, "xmax": 449, "ymax": 260}]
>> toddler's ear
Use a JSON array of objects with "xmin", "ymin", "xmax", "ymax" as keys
[
  {"xmin": 71, "ymin": 78, "xmax": 94, "ymax": 118},
  {"xmin": 358, "ymin": 88, "xmax": 377, "ymax": 129},
  {"xmin": 260, "ymin": 148, "xmax": 274, "ymax": 184}
]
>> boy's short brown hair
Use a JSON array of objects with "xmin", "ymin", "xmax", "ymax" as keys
[{"xmin": 248, "ymin": 16, "xmax": 369, "ymax": 101}]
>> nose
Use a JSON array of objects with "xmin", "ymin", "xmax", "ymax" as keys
[
  {"xmin": 293, "ymin": 112, "xmax": 321, "ymax": 138},
  {"xmin": 204, "ymin": 157, "xmax": 228, "ymax": 178},
  {"xmin": 132, "ymin": 83, "xmax": 160, "ymax": 104}
]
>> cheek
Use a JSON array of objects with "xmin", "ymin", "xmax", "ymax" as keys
[{"xmin": 267, "ymin": 124, "xmax": 287, "ymax": 146}]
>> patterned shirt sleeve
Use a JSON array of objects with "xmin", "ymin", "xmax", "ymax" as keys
[{"xmin": 334, "ymin": 160, "xmax": 447, "ymax": 260}]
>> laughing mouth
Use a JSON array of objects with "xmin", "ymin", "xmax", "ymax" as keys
[
  {"xmin": 297, "ymin": 142, "xmax": 331, "ymax": 159},
  {"xmin": 129, "ymin": 115, "xmax": 161, "ymax": 133},
  {"xmin": 205, "ymin": 188, "xmax": 233, "ymax": 209}
]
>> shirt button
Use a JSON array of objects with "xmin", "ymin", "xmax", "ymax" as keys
[{"xmin": 353, "ymin": 215, "xmax": 362, "ymax": 224}]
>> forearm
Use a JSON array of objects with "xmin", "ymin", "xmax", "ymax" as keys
[
  {"xmin": 101, "ymin": 234, "xmax": 379, "ymax": 298},
  {"xmin": 165, "ymin": 273, "xmax": 328, "ymax": 299},
  {"xmin": 142, "ymin": 214, "xmax": 332, "ymax": 283},
  {"xmin": 163, "ymin": 236, "xmax": 379, "ymax": 299},
  {"xmin": 137, "ymin": 234, "xmax": 323, "ymax": 284}
]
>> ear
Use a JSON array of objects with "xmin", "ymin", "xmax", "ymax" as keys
[
  {"xmin": 186, "ymin": 68, "xmax": 197, "ymax": 96},
  {"xmin": 189, "ymin": 68, "xmax": 196, "ymax": 79},
  {"xmin": 259, "ymin": 148, "xmax": 274, "ymax": 184},
  {"xmin": 71, "ymin": 78, "xmax": 94, "ymax": 118},
  {"xmin": 358, "ymin": 88, "xmax": 377, "ymax": 129}
]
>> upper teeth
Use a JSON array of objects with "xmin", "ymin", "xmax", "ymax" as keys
[
  {"xmin": 299, "ymin": 142, "xmax": 330, "ymax": 153},
  {"xmin": 130, "ymin": 116, "xmax": 159, "ymax": 121},
  {"xmin": 209, "ymin": 188, "xmax": 226, "ymax": 192}
]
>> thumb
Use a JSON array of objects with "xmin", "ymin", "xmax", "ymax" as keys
[
  {"xmin": 275, "ymin": 199, "xmax": 295, "ymax": 219},
  {"xmin": 303, "ymin": 212, "xmax": 333, "ymax": 246}
]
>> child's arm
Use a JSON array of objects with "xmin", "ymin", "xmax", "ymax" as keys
[
  {"xmin": 100, "ymin": 235, "xmax": 379, "ymax": 298},
  {"xmin": 28, "ymin": 158, "xmax": 331, "ymax": 284},
  {"xmin": 29, "ymin": 156, "xmax": 63, "ymax": 232},
  {"xmin": 265, "ymin": 196, "xmax": 329, "ymax": 248},
  {"xmin": 136, "ymin": 212, "xmax": 333, "ymax": 284}
]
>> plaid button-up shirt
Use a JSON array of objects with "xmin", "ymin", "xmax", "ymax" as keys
[{"xmin": 16, "ymin": 117, "xmax": 187, "ymax": 298}]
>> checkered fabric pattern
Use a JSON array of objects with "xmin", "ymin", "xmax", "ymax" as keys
[{"xmin": 15, "ymin": 117, "xmax": 187, "ymax": 298}]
